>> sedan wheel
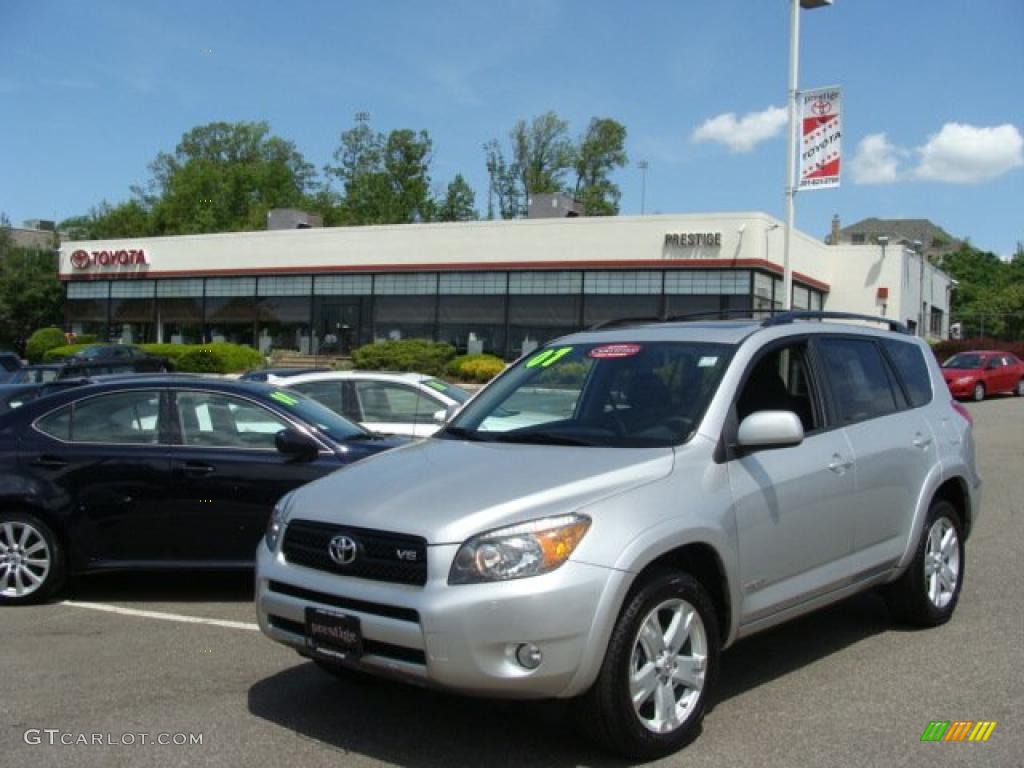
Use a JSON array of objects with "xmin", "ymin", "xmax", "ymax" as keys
[
  {"xmin": 0, "ymin": 513, "xmax": 65, "ymax": 605},
  {"xmin": 1016, "ymin": 379, "xmax": 1024, "ymax": 397},
  {"xmin": 972, "ymin": 382, "xmax": 985, "ymax": 402}
]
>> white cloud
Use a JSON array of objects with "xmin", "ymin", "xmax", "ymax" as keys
[
  {"xmin": 850, "ymin": 133, "xmax": 903, "ymax": 184},
  {"xmin": 691, "ymin": 105, "xmax": 787, "ymax": 153},
  {"xmin": 914, "ymin": 123, "xmax": 1024, "ymax": 183}
]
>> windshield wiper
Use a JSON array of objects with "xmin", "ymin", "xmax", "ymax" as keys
[
  {"xmin": 489, "ymin": 431, "xmax": 597, "ymax": 446},
  {"xmin": 440, "ymin": 426, "xmax": 490, "ymax": 442}
]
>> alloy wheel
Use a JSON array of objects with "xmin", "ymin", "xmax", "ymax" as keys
[
  {"xmin": 923, "ymin": 517, "xmax": 960, "ymax": 610},
  {"xmin": 0, "ymin": 521, "xmax": 51, "ymax": 598},
  {"xmin": 629, "ymin": 598, "xmax": 707, "ymax": 734}
]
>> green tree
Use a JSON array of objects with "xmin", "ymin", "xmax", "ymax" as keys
[
  {"xmin": 512, "ymin": 111, "xmax": 575, "ymax": 199},
  {"xmin": 144, "ymin": 121, "xmax": 315, "ymax": 234},
  {"xmin": 435, "ymin": 174, "xmax": 478, "ymax": 222},
  {"xmin": 0, "ymin": 215, "xmax": 64, "ymax": 350},
  {"xmin": 483, "ymin": 139, "xmax": 523, "ymax": 219},
  {"xmin": 325, "ymin": 115, "xmax": 435, "ymax": 224},
  {"xmin": 573, "ymin": 118, "xmax": 628, "ymax": 216}
]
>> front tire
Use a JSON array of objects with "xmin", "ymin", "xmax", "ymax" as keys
[
  {"xmin": 0, "ymin": 511, "xmax": 66, "ymax": 606},
  {"xmin": 574, "ymin": 571, "xmax": 719, "ymax": 760},
  {"xmin": 885, "ymin": 500, "xmax": 965, "ymax": 627},
  {"xmin": 972, "ymin": 382, "xmax": 985, "ymax": 402},
  {"xmin": 1015, "ymin": 378, "xmax": 1024, "ymax": 397}
]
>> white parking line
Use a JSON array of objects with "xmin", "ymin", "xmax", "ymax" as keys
[{"xmin": 61, "ymin": 600, "xmax": 260, "ymax": 631}]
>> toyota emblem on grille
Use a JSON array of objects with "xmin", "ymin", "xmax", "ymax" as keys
[{"xmin": 328, "ymin": 535, "xmax": 358, "ymax": 565}]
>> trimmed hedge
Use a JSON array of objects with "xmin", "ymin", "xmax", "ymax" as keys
[
  {"xmin": 25, "ymin": 327, "xmax": 67, "ymax": 363},
  {"xmin": 447, "ymin": 353, "xmax": 506, "ymax": 383},
  {"xmin": 42, "ymin": 342, "xmax": 264, "ymax": 373},
  {"xmin": 931, "ymin": 338, "xmax": 1024, "ymax": 362},
  {"xmin": 42, "ymin": 344, "xmax": 92, "ymax": 361},
  {"xmin": 351, "ymin": 339, "xmax": 456, "ymax": 377}
]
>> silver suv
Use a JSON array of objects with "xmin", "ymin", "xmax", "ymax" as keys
[{"xmin": 256, "ymin": 312, "xmax": 980, "ymax": 759}]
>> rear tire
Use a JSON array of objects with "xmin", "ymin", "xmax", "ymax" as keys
[
  {"xmin": 1015, "ymin": 379, "xmax": 1023, "ymax": 397},
  {"xmin": 574, "ymin": 571, "xmax": 719, "ymax": 760},
  {"xmin": 885, "ymin": 499, "xmax": 964, "ymax": 627},
  {"xmin": 972, "ymin": 382, "xmax": 985, "ymax": 402},
  {"xmin": 0, "ymin": 511, "xmax": 66, "ymax": 606}
]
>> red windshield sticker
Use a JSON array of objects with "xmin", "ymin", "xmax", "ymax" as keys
[{"xmin": 588, "ymin": 344, "xmax": 642, "ymax": 359}]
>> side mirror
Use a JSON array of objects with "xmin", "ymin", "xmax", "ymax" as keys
[
  {"xmin": 433, "ymin": 402, "xmax": 460, "ymax": 426},
  {"xmin": 275, "ymin": 428, "xmax": 320, "ymax": 462},
  {"xmin": 736, "ymin": 411, "xmax": 804, "ymax": 451}
]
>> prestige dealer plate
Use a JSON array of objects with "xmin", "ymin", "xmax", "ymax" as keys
[{"xmin": 305, "ymin": 607, "xmax": 363, "ymax": 661}]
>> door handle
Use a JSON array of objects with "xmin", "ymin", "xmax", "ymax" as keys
[
  {"xmin": 912, "ymin": 434, "xmax": 933, "ymax": 450},
  {"xmin": 827, "ymin": 454, "xmax": 854, "ymax": 474},
  {"xmin": 179, "ymin": 461, "xmax": 216, "ymax": 477},
  {"xmin": 31, "ymin": 455, "xmax": 68, "ymax": 470}
]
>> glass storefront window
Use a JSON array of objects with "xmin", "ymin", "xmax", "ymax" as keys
[
  {"xmin": 507, "ymin": 294, "xmax": 582, "ymax": 359},
  {"xmin": 313, "ymin": 296, "xmax": 367, "ymax": 354},
  {"xmin": 205, "ymin": 297, "xmax": 256, "ymax": 346},
  {"xmin": 373, "ymin": 296, "xmax": 436, "ymax": 341},
  {"xmin": 257, "ymin": 295, "xmax": 312, "ymax": 354},
  {"xmin": 438, "ymin": 295, "xmax": 507, "ymax": 355}
]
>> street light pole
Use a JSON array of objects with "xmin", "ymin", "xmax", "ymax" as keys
[
  {"xmin": 783, "ymin": 0, "xmax": 832, "ymax": 311},
  {"xmin": 638, "ymin": 160, "xmax": 649, "ymax": 215}
]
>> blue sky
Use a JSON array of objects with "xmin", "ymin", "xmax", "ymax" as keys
[{"xmin": 2, "ymin": 0, "xmax": 1022, "ymax": 256}]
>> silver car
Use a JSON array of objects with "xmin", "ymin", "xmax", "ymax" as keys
[{"xmin": 256, "ymin": 313, "xmax": 980, "ymax": 759}]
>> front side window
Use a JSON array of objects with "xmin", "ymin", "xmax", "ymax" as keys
[
  {"xmin": 443, "ymin": 341, "xmax": 732, "ymax": 447},
  {"xmin": 817, "ymin": 338, "xmax": 898, "ymax": 423},
  {"xmin": 736, "ymin": 341, "xmax": 820, "ymax": 432},
  {"xmin": 176, "ymin": 392, "xmax": 289, "ymax": 449},
  {"xmin": 37, "ymin": 391, "xmax": 162, "ymax": 444},
  {"xmin": 290, "ymin": 380, "xmax": 347, "ymax": 416}
]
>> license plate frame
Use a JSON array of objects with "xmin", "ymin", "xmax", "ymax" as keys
[{"xmin": 304, "ymin": 607, "xmax": 363, "ymax": 661}]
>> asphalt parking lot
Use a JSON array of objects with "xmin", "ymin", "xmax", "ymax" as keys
[{"xmin": 1, "ymin": 397, "xmax": 1021, "ymax": 768}]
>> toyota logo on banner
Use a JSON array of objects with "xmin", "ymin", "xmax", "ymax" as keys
[
  {"xmin": 70, "ymin": 250, "xmax": 91, "ymax": 269},
  {"xmin": 68, "ymin": 248, "xmax": 149, "ymax": 270},
  {"xmin": 328, "ymin": 535, "xmax": 358, "ymax": 565}
]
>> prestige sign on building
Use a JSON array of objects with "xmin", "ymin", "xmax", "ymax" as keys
[{"xmin": 799, "ymin": 86, "xmax": 842, "ymax": 190}]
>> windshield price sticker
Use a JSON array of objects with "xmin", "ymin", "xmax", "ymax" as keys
[
  {"xmin": 526, "ymin": 347, "xmax": 573, "ymax": 368},
  {"xmin": 588, "ymin": 344, "xmax": 642, "ymax": 360},
  {"xmin": 698, "ymin": 356, "xmax": 719, "ymax": 368},
  {"xmin": 270, "ymin": 391, "xmax": 300, "ymax": 407}
]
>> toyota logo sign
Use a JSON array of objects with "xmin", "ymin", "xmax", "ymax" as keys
[
  {"xmin": 69, "ymin": 248, "xmax": 149, "ymax": 270},
  {"xmin": 70, "ymin": 250, "xmax": 91, "ymax": 269},
  {"xmin": 328, "ymin": 535, "xmax": 358, "ymax": 565}
]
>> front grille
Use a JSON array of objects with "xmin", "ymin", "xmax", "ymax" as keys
[
  {"xmin": 267, "ymin": 614, "xmax": 426, "ymax": 665},
  {"xmin": 282, "ymin": 520, "xmax": 428, "ymax": 586}
]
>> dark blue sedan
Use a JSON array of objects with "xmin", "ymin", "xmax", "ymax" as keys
[{"xmin": 0, "ymin": 377, "xmax": 405, "ymax": 604}]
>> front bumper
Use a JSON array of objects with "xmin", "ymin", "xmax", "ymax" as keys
[
  {"xmin": 944, "ymin": 378, "xmax": 975, "ymax": 398},
  {"xmin": 255, "ymin": 541, "xmax": 627, "ymax": 699}
]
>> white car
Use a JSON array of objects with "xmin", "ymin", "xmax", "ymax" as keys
[{"xmin": 279, "ymin": 371, "xmax": 472, "ymax": 438}]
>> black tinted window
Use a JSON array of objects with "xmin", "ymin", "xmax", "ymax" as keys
[
  {"xmin": 882, "ymin": 339, "xmax": 933, "ymax": 408},
  {"xmin": 36, "ymin": 406, "xmax": 72, "ymax": 440},
  {"xmin": 818, "ymin": 338, "xmax": 898, "ymax": 423},
  {"xmin": 40, "ymin": 391, "xmax": 162, "ymax": 444}
]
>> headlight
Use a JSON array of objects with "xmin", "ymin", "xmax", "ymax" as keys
[
  {"xmin": 448, "ymin": 514, "xmax": 591, "ymax": 585},
  {"xmin": 956, "ymin": 376, "xmax": 973, "ymax": 385},
  {"xmin": 265, "ymin": 492, "xmax": 295, "ymax": 552}
]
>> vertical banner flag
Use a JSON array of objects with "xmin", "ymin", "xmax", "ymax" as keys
[{"xmin": 799, "ymin": 86, "xmax": 842, "ymax": 190}]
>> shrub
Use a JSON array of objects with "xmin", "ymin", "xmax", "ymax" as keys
[
  {"xmin": 42, "ymin": 343, "xmax": 92, "ymax": 361},
  {"xmin": 175, "ymin": 344, "xmax": 264, "ymax": 374},
  {"xmin": 25, "ymin": 327, "xmax": 67, "ymax": 362},
  {"xmin": 459, "ymin": 357, "xmax": 506, "ymax": 383},
  {"xmin": 448, "ymin": 353, "xmax": 506, "ymax": 383},
  {"xmin": 139, "ymin": 343, "xmax": 195, "ymax": 364},
  {"xmin": 352, "ymin": 339, "xmax": 456, "ymax": 377},
  {"xmin": 75, "ymin": 334, "xmax": 98, "ymax": 344},
  {"xmin": 930, "ymin": 338, "xmax": 1024, "ymax": 363}
]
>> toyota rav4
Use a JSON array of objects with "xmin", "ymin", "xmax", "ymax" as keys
[{"xmin": 256, "ymin": 312, "xmax": 980, "ymax": 759}]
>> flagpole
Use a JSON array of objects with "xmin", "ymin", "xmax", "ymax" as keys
[{"xmin": 783, "ymin": 0, "xmax": 801, "ymax": 311}]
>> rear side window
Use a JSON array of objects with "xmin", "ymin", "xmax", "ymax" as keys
[
  {"xmin": 36, "ymin": 391, "xmax": 162, "ymax": 444},
  {"xmin": 817, "ymin": 338, "xmax": 898, "ymax": 423},
  {"xmin": 882, "ymin": 339, "xmax": 933, "ymax": 408}
]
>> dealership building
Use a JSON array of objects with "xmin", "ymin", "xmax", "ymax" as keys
[{"xmin": 59, "ymin": 211, "xmax": 952, "ymax": 359}]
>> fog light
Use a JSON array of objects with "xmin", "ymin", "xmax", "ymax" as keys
[{"xmin": 515, "ymin": 643, "xmax": 543, "ymax": 670}]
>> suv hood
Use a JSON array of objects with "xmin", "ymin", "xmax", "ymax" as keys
[{"xmin": 288, "ymin": 438, "xmax": 674, "ymax": 544}]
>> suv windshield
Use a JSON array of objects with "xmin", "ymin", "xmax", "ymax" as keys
[
  {"xmin": 265, "ymin": 388, "xmax": 370, "ymax": 443},
  {"xmin": 441, "ymin": 341, "xmax": 732, "ymax": 447},
  {"xmin": 943, "ymin": 353, "xmax": 984, "ymax": 370}
]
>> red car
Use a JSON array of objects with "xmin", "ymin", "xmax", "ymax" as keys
[{"xmin": 941, "ymin": 349, "xmax": 1024, "ymax": 401}]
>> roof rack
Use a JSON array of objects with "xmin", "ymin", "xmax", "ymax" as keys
[{"xmin": 761, "ymin": 310, "xmax": 909, "ymax": 334}]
